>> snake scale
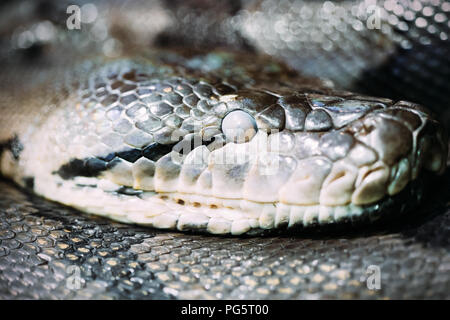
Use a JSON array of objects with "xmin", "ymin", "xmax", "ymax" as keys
[{"xmin": 0, "ymin": 0, "xmax": 449, "ymax": 299}]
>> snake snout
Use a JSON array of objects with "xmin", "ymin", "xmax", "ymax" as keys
[{"xmin": 198, "ymin": 95, "xmax": 448, "ymax": 213}]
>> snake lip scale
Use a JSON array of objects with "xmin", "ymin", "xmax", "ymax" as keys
[{"xmin": 0, "ymin": 50, "xmax": 447, "ymax": 235}]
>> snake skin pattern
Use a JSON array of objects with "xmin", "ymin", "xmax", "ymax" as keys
[{"xmin": 0, "ymin": 0, "xmax": 449, "ymax": 299}]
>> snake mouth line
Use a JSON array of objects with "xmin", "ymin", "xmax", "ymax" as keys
[{"xmin": 43, "ymin": 175, "xmax": 422, "ymax": 235}]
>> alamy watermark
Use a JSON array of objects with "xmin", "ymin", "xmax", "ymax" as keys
[
  {"xmin": 65, "ymin": 2, "xmax": 383, "ymax": 32},
  {"xmin": 366, "ymin": 5, "xmax": 382, "ymax": 30},
  {"xmin": 66, "ymin": 3, "xmax": 98, "ymax": 30},
  {"xmin": 168, "ymin": 124, "xmax": 282, "ymax": 176},
  {"xmin": 66, "ymin": 265, "xmax": 83, "ymax": 290},
  {"xmin": 360, "ymin": 265, "xmax": 381, "ymax": 290}
]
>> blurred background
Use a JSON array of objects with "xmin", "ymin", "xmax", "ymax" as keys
[{"xmin": 0, "ymin": 0, "xmax": 449, "ymax": 128}]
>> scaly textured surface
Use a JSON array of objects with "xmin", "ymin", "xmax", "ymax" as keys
[{"xmin": 0, "ymin": 170, "xmax": 449, "ymax": 299}]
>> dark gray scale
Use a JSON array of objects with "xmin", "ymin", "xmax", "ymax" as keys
[
  {"xmin": 304, "ymin": 109, "xmax": 333, "ymax": 131},
  {"xmin": 162, "ymin": 91, "xmax": 183, "ymax": 106},
  {"xmin": 94, "ymin": 81, "xmax": 107, "ymax": 91},
  {"xmin": 181, "ymin": 78, "xmax": 199, "ymax": 87},
  {"xmin": 227, "ymin": 90, "xmax": 279, "ymax": 114},
  {"xmin": 121, "ymin": 70, "xmax": 138, "ymax": 81},
  {"xmin": 136, "ymin": 87, "xmax": 154, "ymax": 96},
  {"xmin": 393, "ymin": 101, "xmax": 433, "ymax": 116},
  {"xmin": 100, "ymin": 94, "xmax": 119, "ymax": 107},
  {"xmin": 182, "ymin": 94, "xmax": 200, "ymax": 108},
  {"xmin": 84, "ymin": 158, "xmax": 107, "ymax": 176},
  {"xmin": 379, "ymin": 108, "xmax": 422, "ymax": 131},
  {"xmin": 193, "ymin": 83, "xmax": 215, "ymax": 99},
  {"xmin": 180, "ymin": 118, "xmax": 198, "ymax": 133},
  {"xmin": 350, "ymin": 95, "xmax": 393, "ymax": 105},
  {"xmin": 119, "ymin": 84, "xmax": 137, "ymax": 94},
  {"xmin": 174, "ymin": 105, "xmax": 191, "ymax": 118},
  {"xmin": 95, "ymin": 90, "xmax": 108, "ymax": 99},
  {"xmin": 212, "ymin": 82, "xmax": 237, "ymax": 96},
  {"xmin": 255, "ymin": 104, "xmax": 286, "ymax": 131},
  {"xmin": 110, "ymin": 81, "xmax": 124, "ymax": 91},
  {"xmin": 119, "ymin": 94, "xmax": 139, "ymax": 106},
  {"xmin": 116, "ymin": 186, "xmax": 144, "ymax": 196},
  {"xmin": 155, "ymin": 152, "xmax": 183, "ymax": 181},
  {"xmin": 174, "ymin": 83, "xmax": 194, "ymax": 96},
  {"xmin": 306, "ymin": 94, "xmax": 344, "ymax": 108},
  {"xmin": 156, "ymin": 83, "xmax": 173, "ymax": 93},
  {"xmin": 81, "ymin": 90, "xmax": 93, "ymax": 102},
  {"xmin": 135, "ymin": 72, "xmax": 151, "ymax": 82},
  {"xmin": 138, "ymin": 80, "xmax": 172, "ymax": 94},
  {"xmin": 320, "ymin": 100, "xmax": 385, "ymax": 129},
  {"xmin": 135, "ymin": 116, "xmax": 162, "ymax": 133},
  {"xmin": 149, "ymin": 102, "xmax": 173, "ymax": 117},
  {"xmin": 142, "ymin": 93, "xmax": 162, "ymax": 104},
  {"xmin": 0, "ymin": 135, "xmax": 23, "ymax": 160},
  {"xmin": 142, "ymin": 142, "xmax": 178, "ymax": 162},
  {"xmin": 196, "ymin": 100, "xmax": 213, "ymax": 113},
  {"xmin": 115, "ymin": 148, "xmax": 143, "ymax": 163},
  {"xmin": 78, "ymin": 88, "xmax": 90, "ymax": 100},
  {"xmin": 97, "ymin": 151, "xmax": 116, "ymax": 162},
  {"xmin": 22, "ymin": 177, "xmax": 34, "ymax": 190},
  {"xmin": 55, "ymin": 158, "xmax": 108, "ymax": 180},
  {"xmin": 163, "ymin": 114, "xmax": 183, "ymax": 128},
  {"xmin": 351, "ymin": 115, "xmax": 413, "ymax": 166},
  {"xmin": 164, "ymin": 78, "xmax": 183, "ymax": 87},
  {"xmin": 190, "ymin": 108, "xmax": 205, "ymax": 120},
  {"xmin": 278, "ymin": 94, "xmax": 311, "ymax": 131}
]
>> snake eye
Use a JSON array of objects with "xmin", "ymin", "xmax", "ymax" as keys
[{"xmin": 221, "ymin": 109, "xmax": 258, "ymax": 143}]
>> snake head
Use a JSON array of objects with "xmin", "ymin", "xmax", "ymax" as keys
[{"xmin": 4, "ymin": 57, "xmax": 447, "ymax": 235}]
